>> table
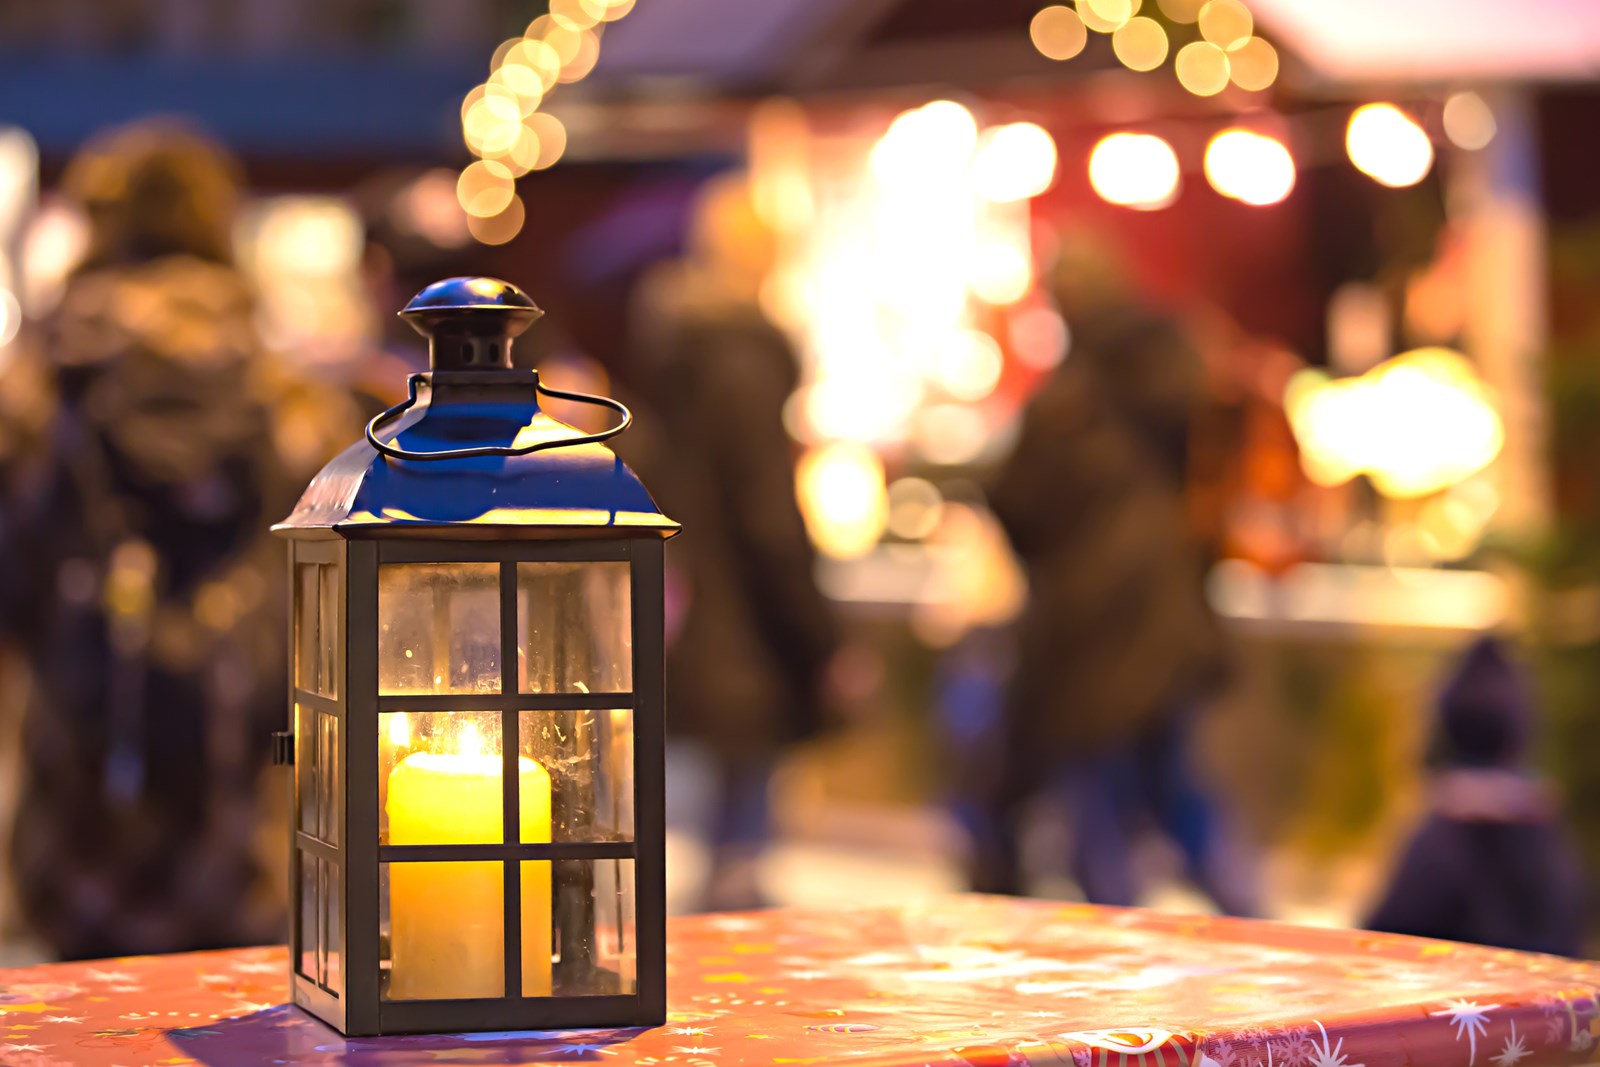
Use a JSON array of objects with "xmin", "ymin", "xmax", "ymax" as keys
[{"xmin": 0, "ymin": 897, "xmax": 1597, "ymax": 1066}]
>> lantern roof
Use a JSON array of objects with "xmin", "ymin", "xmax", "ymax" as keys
[{"xmin": 274, "ymin": 278, "xmax": 678, "ymax": 540}]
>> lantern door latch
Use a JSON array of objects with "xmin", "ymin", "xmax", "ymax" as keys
[{"xmin": 272, "ymin": 731, "xmax": 294, "ymax": 767}]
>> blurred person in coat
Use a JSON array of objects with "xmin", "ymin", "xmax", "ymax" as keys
[
  {"xmin": 627, "ymin": 172, "xmax": 838, "ymax": 911},
  {"xmin": 0, "ymin": 122, "xmax": 286, "ymax": 958},
  {"xmin": 1367, "ymin": 637, "xmax": 1585, "ymax": 956},
  {"xmin": 972, "ymin": 229, "xmax": 1254, "ymax": 913}
]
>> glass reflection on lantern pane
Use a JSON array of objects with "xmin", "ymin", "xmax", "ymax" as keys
[
  {"xmin": 378, "ymin": 564, "xmax": 501, "ymax": 695},
  {"xmin": 517, "ymin": 561, "xmax": 631, "ymax": 694},
  {"xmin": 295, "ymin": 564, "xmax": 326, "ymax": 695},
  {"xmin": 381, "ymin": 861, "xmax": 504, "ymax": 1000},
  {"xmin": 519, "ymin": 709, "xmax": 634, "ymax": 842},
  {"xmin": 525, "ymin": 858, "xmax": 636, "ymax": 996}
]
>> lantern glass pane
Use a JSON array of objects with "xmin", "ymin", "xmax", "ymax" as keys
[
  {"xmin": 324, "ymin": 860, "xmax": 342, "ymax": 996},
  {"xmin": 319, "ymin": 563, "xmax": 339, "ymax": 697},
  {"xmin": 294, "ymin": 565, "xmax": 324, "ymax": 695},
  {"xmin": 519, "ymin": 709, "xmax": 634, "ymax": 842},
  {"xmin": 380, "ymin": 861, "xmax": 504, "ymax": 1000},
  {"xmin": 379, "ymin": 711, "xmax": 508, "ymax": 846},
  {"xmin": 523, "ymin": 858, "xmax": 637, "ymax": 996},
  {"xmin": 295, "ymin": 702, "xmax": 317, "ymax": 836},
  {"xmin": 298, "ymin": 855, "xmax": 317, "ymax": 981},
  {"xmin": 319, "ymin": 712, "xmax": 339, "ymax": 845},
  {"xmin": 517, "ymin": 562, "xmax": 631, "ymax": 694},
  {"xmin": 378, "ymin": 564, "xmax": 501, "ymax": 695}
]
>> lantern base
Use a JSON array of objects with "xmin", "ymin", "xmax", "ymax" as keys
[{"xmin": 292, "ymin": 973, "xmax": 664, "ymax": 1036}]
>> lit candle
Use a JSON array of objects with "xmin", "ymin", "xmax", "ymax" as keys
[{"xmin": 386, "ymin": 725, "xmax": 553, "ymax": 1000}]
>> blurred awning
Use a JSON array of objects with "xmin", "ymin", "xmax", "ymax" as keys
[
  {"xmin": 1248, "ymin": 0, "xmax": 1600, "ymax": 83},
  {"xmin": 588, "ymin": 0, "xmax": 1600, "ymax": 93}
]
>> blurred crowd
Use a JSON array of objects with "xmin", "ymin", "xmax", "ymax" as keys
[{"xmin": 0, "ymin": 117, "xmax": 1585, "ymax": 968}]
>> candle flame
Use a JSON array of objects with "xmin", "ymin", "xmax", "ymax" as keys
[
  {"xmin": 387, "ymin": 713, "xmax": 412, "ymax": 749},
  {"xmin": 458, "ymin": 721, "xmax": 485, "ymax": 758}
]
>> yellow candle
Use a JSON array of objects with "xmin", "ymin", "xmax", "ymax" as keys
[{"xmin": 386, "ymin": 743, "xmax": 553, "ymax": 1000}]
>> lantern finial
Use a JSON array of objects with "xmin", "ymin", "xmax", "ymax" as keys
[{"xmin": 400, "ymin": 276, "xmax": 543, "ymax": 371}]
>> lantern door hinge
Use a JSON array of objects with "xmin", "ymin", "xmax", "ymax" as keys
[{"xmin": 272, "ymin": 731, "xmax": 294, "ymax": 766}]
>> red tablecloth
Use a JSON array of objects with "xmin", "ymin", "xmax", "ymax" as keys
[{"xmin": 0, "ymin": 897, "xmax": 1597, "ymax": 1066}]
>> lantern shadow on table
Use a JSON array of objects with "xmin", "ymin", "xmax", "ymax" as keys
[{"xmin": 168, "ymin": 1004, "xmax": 652, "ymax": 1066}]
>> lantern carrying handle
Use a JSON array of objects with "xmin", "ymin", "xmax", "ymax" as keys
[{"xmin": 365, "ymin": 373, "xmax": 633, "ymax": 462}]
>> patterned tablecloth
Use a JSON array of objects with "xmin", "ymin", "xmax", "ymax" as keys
[{"xmin": 0, "ymin": 897, "xmax": 1597, "ymax": 1067}]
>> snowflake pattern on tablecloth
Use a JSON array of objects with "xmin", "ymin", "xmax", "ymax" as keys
[{"xmin": 0, "ymin": 901, "xmax": 1589, "ymax": 1066}]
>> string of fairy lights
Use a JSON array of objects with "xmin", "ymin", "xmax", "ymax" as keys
[
  {"xmin": 456, "ymin": 0, "xmax": 637, "ymax": 245},
  {"xmin": 1031, "ymin": 0, "xmax": 1501, "ymax": 209}
]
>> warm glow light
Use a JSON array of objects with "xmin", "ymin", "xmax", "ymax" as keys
[
  {"xmin": 489, "ymin": 62, "xmax": 545, "ymax": 106},
  {"xmin": 1198, "ymin": 0, "xmax": 1252, "ymax": 48},
  {"xmin": 1175, "ymin": 41, "xmax": 1230, "ymax": 96},
  {"xmin": 458, "ymin": 721, "xmax": 486, "ymax": 758},
  {"xmin": 1088, "ymin": 132, "xmax": 1180, "ymax": 210},
  {"xmin": 1112, "ymin": 16, "xmax": 1169, "ymax": 72},
  {"xmin": 1080, "ymin": 0, "xmax": 1138, "ymax": 34},
  {"xmin": 1204, "ymin": 128, "xmax": 1295, "ymax": 205},
  {"xmin": 1227, "ymin": 36, "xmax": 1278, "ymax": 91},
  {"xmin": 870, "ymin": 100, "xmax": 979, "ymax": 186},
  {"xmin": 1030, "ymin": 5, "xmax": 1088, "ymax": 61},
  {"xmin": 468, "ymin": 193, "xmax": 526, "ymax": 245},
  {"xmin": 1347, "ymin": 103, "xmax": 1434, "ymax": 188},
  {"xmin": 1284, "ymin": 347, "xmax": 1504, "ymax": 499},
  {"xmin": 971, "ymin": 122, "xmax": 1057, "ymax": 202},
  {"xmin": 387, "ymin": 712, "xmax": 412, "ymax": 748},
  {"xmin": 795, "ymin": 442, "xmax": 889, "ymax": 559},
  {"xmin": 1443, "ymin": 91, "xmax": 1497, "ymax": 151},
  {"xmin": 931, "ymin": 329, "xmax": 1005, "ymax": 400},
  {"xmin": 457, "ymin": 160, "xmax": 516, "ymax": 217},
  {"xmin": 971, "ymin": 242, "xmax": 1032, "ymax": 305},
  {"xmin": 0, "ymin": 288, "xmax": 19, "ymax": 348}
]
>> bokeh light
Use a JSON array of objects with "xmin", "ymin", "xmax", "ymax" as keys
[
  {"xmin": 1008, "ymin": 306, "xmax": 1070, "ymax": 369},
  {"xmin": 558, "ymin": 28, "xmax": 601, "ymax": 83},
  {"xmin": 1346, "ymin": 103, "xmax": 1434, "ymax": 188},
  {"xmin": 1443, "ymin": 91, "xmax": 1497, "ymax": 151},
  {"xmin": 970, "ymin": 242, "xmax": 1033, "ymax": 305},
  {"xmin": 971, "ymin": 122, "xmax": 1058, "ymax": 202},
  {"xmin": 1079, "ymin": 0, "xmax": 1138, "ymax": 34},
  {"xmin": 467, "ymin": 194, "xmax": 526, "ymax": 246},
  {"xmin": 1284, "ymin": 348, "xmax": 1503, "ymax": 499},
  {"xmin": 1204, "ymin": 128, "xmax": 1295, "ymax": 205},
  {"xmin": 1198, "ymin": 0, "xmax": 1253, "ymax": 48},
  {"xmin": 525, "ymin": 112, "xmax": 568, "ymax": 169},
  {"xmin": 1088, "ymin": 132, "xmax": 1180, "ymax": 209},
  {"xmin": 549, "ymin": 0, "xmax": 599, "ymax": 31},
  {"xmin": 914, "ymin": 404, "xmax": 990, "ymax": 466},
  {"xmin": 1112, "ymin": 17, "xmax": 1169, "ymax": 72},
  {"xmin": 0, "ymin": 288, "xmax": 20, "ymax": 347},
  {"xmin": 871, "ymin": 100, "xmax": 979, "ymax": 186},
  {"xmin": 580, "ymin": 0, "xmax": 636, "ymax": 21},
  {"xmin": 457, "ymin": 160, "xmax": 516, "ymax": 217},
  {"xmin": 1175, "ymin": 41, "xmax": 1230, "ymax": 96},
  {"xmin": 1156, "ymin": 0, "xmax": 1204, "ymax": 21},
  {"xmin": 931, "ymin": 329, "xmax": 1005, "ymax": 400},
  {"xmin": 795, "ymin": 442, "xmax": 890, "ymax": 559},
  {"xmin": 1226, "ymin": 36, "xmax": 1278, "ymax": 91},
  {"xmin": 1030, "ymin": 5, "xmax": 1088, "ymax": 61},
  {"xmin": 886, "ymin": 478, "xmax": 945, "ymax": 540}
]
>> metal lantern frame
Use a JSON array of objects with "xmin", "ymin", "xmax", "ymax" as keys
[{"xmin": 275, "ymin": 278, "xmax": 675, "ymax": 1036}]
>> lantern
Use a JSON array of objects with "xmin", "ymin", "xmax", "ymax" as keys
[{"xmin": 273, "ymin": 277, "xmax": 676, "ymax": 1035}]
